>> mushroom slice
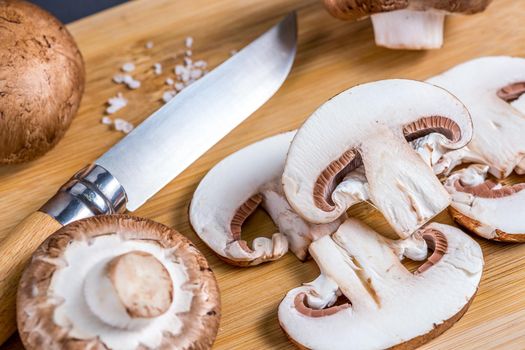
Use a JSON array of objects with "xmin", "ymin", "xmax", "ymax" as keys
[
  {"xmin": 323, "ymin": 0, "xmax": 492, "ymax": 50},
  {"xmin": 279, "ymin": 218, "xmax": 483, "ymax": 350},
  {"xmin": 190, "ymin": 131, "xmax": 344, "ymax": 266},
  {"xmin": 17, "ymin": 215, "xmax": 220, "ymax": 350},
  {"xmin": 283, "ymin": 79, "xmax": 472, "ymax": 239},
  {"xmin": 428, "ymin": 56, "xmax": 525, "ymax": 179},
  {"xmin": 444, "ymin": 164, "xmax": 525, "ymax": 242}
]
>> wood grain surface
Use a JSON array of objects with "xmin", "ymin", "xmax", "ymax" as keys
[{"xmin": 1, "ymin": 0, "xmax": 525, "ymax": 348}]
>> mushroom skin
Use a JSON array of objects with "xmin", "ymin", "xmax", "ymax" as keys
[
  {"xmin": 190, "ymin": 131, "xmax": 345, "ymax": 266},
  {"xmin": 0, "ymin": 0, "xmax": 85, "ymax": 164},
  {"xmin": 279, "ymin": 218, "xmax": 483, "ymax": 350},
  {"xmin": 283, "ymin": 79, "xmax": 472, "ymax": 239},
  {"xmin": 17, "ymin": 215, "xmax": 220, "ymax": 350},
  {"xmin": 444, "ymin": 165, "xmax": 525, "ymax": 242},
  {"xmin": 323, "ymin": 0, "xmax": 492, "ymax": 49}
]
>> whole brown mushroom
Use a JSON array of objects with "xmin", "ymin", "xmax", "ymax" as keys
[{"xmin": 0, "ymin": 0, "xmax": 85, "ymax": 164}]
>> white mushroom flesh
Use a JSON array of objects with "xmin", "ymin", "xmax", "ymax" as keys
[
  {"xmin": 371, "ymin": 9, "xmax": 445, "ymax": 49},
  {"xmin": 190, "ymin": 131, "xmax": 344, "ymax": 265},
  {"xmin": 283, "ymin": 79, "xmax": 472, "ymax": 238},
  {"xmin": 428, "ymin": 56, "xmax": 525, "ymax": 178},
  {"xmin": 444, "ymin": 164, "xmax": 525, "ymax": 238},
  {"xmin": 50, "ymin": 234, "xmax": 193, "ymax": 350},
  {"xmin": 279, "ymin": 218, "xmax": 483, "ymax": 350}
]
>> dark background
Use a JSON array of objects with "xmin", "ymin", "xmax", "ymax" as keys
[{"xmin": 32, "ymin": 0, "xmax": 127, "ymax": 23}]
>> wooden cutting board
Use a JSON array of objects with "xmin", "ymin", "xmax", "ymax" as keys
[{"xmin": 2, "ymin": 0, "xmax": 525, "ymax": 348}]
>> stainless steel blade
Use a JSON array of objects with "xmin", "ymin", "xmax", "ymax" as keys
[{"xmin": 96, "ymin": 13, "xmax": 297, "ymax": 211}]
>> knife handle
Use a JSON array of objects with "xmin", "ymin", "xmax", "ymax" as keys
[
  {"xmin": 0, "ymin": 211, "xmax": 62, "ymax": 345},
  {"xmin": 0, "ymin": 164, "xmax": 128, "ymax": 345}
]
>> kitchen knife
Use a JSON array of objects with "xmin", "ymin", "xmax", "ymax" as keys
[{"xmin": 0, "ymin": 13, "xmax": 297, "ymax": 344}]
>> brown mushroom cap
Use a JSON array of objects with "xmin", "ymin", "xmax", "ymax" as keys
[
  {"xmin": 17, "ymin": 215, "xmax": 220, "ymax": 350},
  {"xmin": 323, "ymin": 0, "xmax": 493, "ymax": 21},
  {"xmin": 0, "ymin": 0, "xmax": 85, "ymax": 164}
]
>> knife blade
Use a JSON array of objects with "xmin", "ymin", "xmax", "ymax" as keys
[
  {"xmin": 98, "ymin": 12, "xmax": 297, "ymax": 211},
  {"xmin": 0, "ymin": 13, "xmax": 297, "ymax": 345}
]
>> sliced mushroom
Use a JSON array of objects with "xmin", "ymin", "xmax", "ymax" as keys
[
  {"xmin": 428, "ymin": 56, "xmax": 525, "ymax": 179},
  {"xmin": 190, "ymin": 131, "xmax": 344, "ymax": 266},
  {"xmin": 279, "ymin": 218, "xmax": 483, "ymax": 350},
  {"xmin": 17, "ymin": 215, "xmax": 220, "ymax": 350},
  {"xmin": 323, "ymin": 0, "xmax": 492, "ymax": 49},
  {"xmin": 444, "ymin": 164, "xmax": 525, "ymax": 242},
  {"xmin": 283, "ymin": 79, "xmax": 472, "ymax": 239}
]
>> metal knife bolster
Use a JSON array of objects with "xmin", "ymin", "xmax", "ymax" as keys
[{"xmin": 40, "ymin": 164, "xmax": 127, "ymax": 225}]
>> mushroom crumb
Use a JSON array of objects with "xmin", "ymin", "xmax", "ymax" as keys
[
  {"xmin": 112, "ymin": 74, "xmax": 141, "ymax": 90},
  {"xmin": 185, "ymin": 36, "xmax": 194, "ymax": 48},
  {"xmin": 153, "ymin": 63, "xmax": 162, "ymax": 75},
  {"xmin": 101, "ymin": 116, "xmax": 113, "ymax": 125},
  {"xmin": 114, "ymin": 118, "xmax": 134, "ymax": 134},
  {"xmin": 106, "ymin": 93, "xmax": 128, "ymax": 114},
  {"xmin": 165, "ymin": 77, "xmax": 174, "ymax": 85},
  {"xmin": 162, "ymin": 91, "xmax": 176, "ymax": 103},
  {"xmin": 121, "ymin": 62, "xmax": 136, "ymax": 73}
]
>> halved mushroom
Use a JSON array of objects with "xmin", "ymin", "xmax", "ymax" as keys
[
  {"xmin": 190, "ymin": 131, "xmax": 344, "ymax": 266},
  {"xmin": 283, "ymin": 79, "xmax": 472, "ymax": 239},
  {"xmin": 323, "ymin": 0, "xmax": 492, "ymax": 49},
  {"xmin": 17, "ymin": 215, "xmax": 220, "ymax": 350},
  {"xmin": 428, "ymin": 56, "xmax": 525, "ymax": 178},
  {"xmin": 444, "ymin": 165, "xmax": 525, "ymax": 242},
  {"xmin": 279, "ymin": 218, "xmax": 483, "ymax": 350}
]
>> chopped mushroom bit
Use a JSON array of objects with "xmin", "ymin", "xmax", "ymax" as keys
[
  {"xmin": 279, "ymin": 218, "xmax": 483, "ymax": 350},
  {"xmin": 153, "ymin": 63, "xmax": 162, "ymax": 75},
  {"xmin": 106, "ymin": 93, "xmax": 128, "ymax": 114},
  {"xmin": 121, "ymin": 62, "xmax": 136, "ymax": 73}
]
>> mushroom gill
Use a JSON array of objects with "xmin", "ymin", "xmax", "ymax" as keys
[
  {"xmin": 230, "ymin": 193, "xmax": 264, "ymax": 254},
  {"xmin": 294, "ymin": 292, "xmax": 351, "ymax": 318},
  {"xmin": 497, "ymin": 82, "xmax": 525, "ymax": 102},
  {"xmin": 403, "ymin": 116, "xmax": 462, "ymax": 143},
  {"xmin": 454, "ymin": 179, "xmax": 525, "ymax": 198},
  {"xmin": 314, "ymin": 150, "xmax": 362, "ymax": 211},
  {"xmin": 416, "ymin": 228, "xmax": 448, "ymax": 274}
]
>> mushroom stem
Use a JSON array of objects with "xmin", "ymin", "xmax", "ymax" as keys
[
  {"xmin": 371, "ymin": 10, "xmax": 445, "ymax": 49},
  {"xmin": 84, "ymin": 251, "xmax": 173, "ymax": 330}
]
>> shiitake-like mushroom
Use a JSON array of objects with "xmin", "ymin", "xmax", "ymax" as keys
[
  {"xmin": 0, "ymin": 0, "xmax": 85, "ymax": 164},
  {"xmin": 17, "ymin": 215, "xmax": 220, "ymax": 350}
]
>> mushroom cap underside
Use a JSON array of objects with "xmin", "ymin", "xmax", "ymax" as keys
[{"xmin": 17, "ymin": 215, "xmax": 220, "ymax": 350}]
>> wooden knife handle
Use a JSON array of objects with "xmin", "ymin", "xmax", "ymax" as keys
[{"xmin": 0, "ymin": 212, "xmax": 62, "ymax": 345}]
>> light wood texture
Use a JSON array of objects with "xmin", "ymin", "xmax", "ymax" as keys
[
  {"xmin": 1, "ymin": 0, "xmax": 525, "ymax": 348},
  {"xmin": 0, "ymin": 212, "xmax": 61, "ymax": 344}
]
